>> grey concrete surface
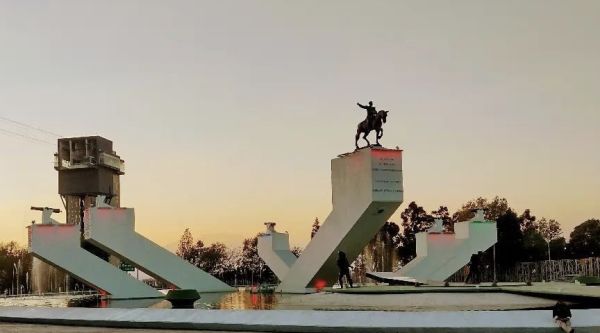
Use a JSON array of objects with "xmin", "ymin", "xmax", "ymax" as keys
[
  {"xmin": 1, "ymin": 307, "xmax": 600, "ymax": 333},
  {"xmin": 0, "ymin": 323, "xmax": 257, "ymax": 333}
]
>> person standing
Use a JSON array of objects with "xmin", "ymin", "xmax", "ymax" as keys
[
  {"xmin": 336, "ymin": 251, "xmax": 353, "ymax": 288},
  {"xmin": 465, "ymin": 252, "xmax": 481, "ymax": 284}
]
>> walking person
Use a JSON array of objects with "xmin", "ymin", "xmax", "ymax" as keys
[{"xmin": 336, "ymin": 251, "xmax": 353, "ymax": 288}]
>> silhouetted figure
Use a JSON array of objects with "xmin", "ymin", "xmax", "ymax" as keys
[
  {"xmin": 553, "ymin": 300, "xmax": 575, "ymax": 333},
  {"xmin": 465, "ymin": 252, "xmax": 481, "ymax": 284},
  {"xmin": 336, "ymin": 251, "xmax": 353, "ymax": 288},
  {"xmin": 357, "ymin": 101, "xmax": 377, "ymax": 128}
]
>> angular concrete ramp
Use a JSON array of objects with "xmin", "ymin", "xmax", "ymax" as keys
[
  {"xmin": 369, "ymin": 210, "xmax": 497, "ymax": 284},
  {"xmin": 84, "ymin": 206, "xmax": 234, "ymax": 293},
  {"xmin": 28, "ymin": 224, "xmax": 161, "ymax": 299},
  {"xmin": 259, "ymin": 147, "xmax": 404, "ymax": 293}
]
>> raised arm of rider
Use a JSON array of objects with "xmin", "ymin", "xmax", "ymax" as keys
[{"xmin": 357, "ymin": 103, "xmax": 366, "ymax": 109}]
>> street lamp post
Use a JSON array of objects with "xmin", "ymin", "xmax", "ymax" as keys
[
  {"xmin": 16, "ymin": 259, "xmax": 21, "ymax": 296},
  {"xmin": 546, "ymin": 239, "xmax": 552, "ymax": 282},
  {"xmin": 492, "ymin": 244, "xmax": 497, "ymax": 286}
]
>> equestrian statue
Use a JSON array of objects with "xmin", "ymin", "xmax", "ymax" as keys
[{"xmin": 355, "ymin": 100, "xmax": 389, "ymax": 149}]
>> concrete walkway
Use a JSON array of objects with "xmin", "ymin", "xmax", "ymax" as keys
[
  {"xmin": 330, "ymin": 282, "xmax": 600, "ymax": 304},
  {"xmin": 0, "ymin": 323, "xmax": 256, "ymax": 333},
  {"xmin": 1, "ymin": 307, "xmax": 600, "ymax": 332}
]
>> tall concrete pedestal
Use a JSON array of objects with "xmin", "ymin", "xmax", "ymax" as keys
[{"xmin": 258, "ymin": 147, "xmax": 404, "ymax": 293}]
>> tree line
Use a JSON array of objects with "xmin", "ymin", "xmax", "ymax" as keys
[
  {"xmin": 175, "ymin": 229, "xmax": 302, "ymax": 286},
  {"xmin": 0, "ymin": 195, "xmax": 597, "ymax": 292},
  {"xmin": 0, "ymin": 241, "xmax": 31, "ymax": 295},
  {"xmin": 174, "ymin": 196, "xmax": 600, "ymax": 285},
  {"xmin": 355, "ymin": 196, "xmax": 600, "ymax": 276}
]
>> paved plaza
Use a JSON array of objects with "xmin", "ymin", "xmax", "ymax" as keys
[{"xmin": 0, "ymin": 323, "xmax": 257, "ymax": 333}]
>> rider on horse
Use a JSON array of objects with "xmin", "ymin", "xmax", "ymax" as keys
[
  {"xmin": 355, "ymin": 100, "xmax": 389, "ymax": 149},
  {"xmin": 357, "ymin": 101, "xmax": 377, "ymax": 129}
]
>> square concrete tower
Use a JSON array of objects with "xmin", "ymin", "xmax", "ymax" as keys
[{"xmin": 54, "ymin": 136, "xmax": 124, "ymax": 225}]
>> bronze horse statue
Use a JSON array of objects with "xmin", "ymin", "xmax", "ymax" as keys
[{"xmin": 355, "ymin": 110, "xmax": 388, "ymax": 149}]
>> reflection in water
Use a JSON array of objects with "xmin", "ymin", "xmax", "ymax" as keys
[
  {"xmin": 89, "ymin": 290, "xmax": 563, "ymax": 312},
  {"xmin": 212, "ymin": 290, "xmax": 278, "ymax": 310},
  {"xmin": 100, "ymin": 290, "xmax": 282, "ymax": 310},
  {"xmin": 104, "ymin": 298, "xmax": 165, "ymax": 309}
]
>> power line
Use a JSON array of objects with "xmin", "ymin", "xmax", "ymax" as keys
[
  {"xmin": 0, "ymin": 115, "xmax": 62, "ymax": 138},
  {"xmin": 0, "ymin": 127, "xmax": 54, "ymax": 145}
]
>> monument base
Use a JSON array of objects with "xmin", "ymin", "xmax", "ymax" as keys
[{"xmin": 259, "ymin": 147, "xmax": 404, "ymax": 293}]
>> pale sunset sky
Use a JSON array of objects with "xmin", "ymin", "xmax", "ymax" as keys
[{"xmin": 1, "ymin": 1, "xmax": 598, "ymax": 250}]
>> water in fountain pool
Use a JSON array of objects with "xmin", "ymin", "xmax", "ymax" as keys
[{"xmin": 100, "ymin": 290, "xmax": 561, "ymax": 311}]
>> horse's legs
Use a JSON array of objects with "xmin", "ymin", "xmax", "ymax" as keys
[
  {"xmin": 363, "ymin": 132, "xmax": 371, "ymax": 147},
  {"xmin": 355, "ymin": 132, "xmax": 361, "ymax": 149},
  {"xmin": 375, "ymin": 129, "xmax": 382, "ymax": 145}
]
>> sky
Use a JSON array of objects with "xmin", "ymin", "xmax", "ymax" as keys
[{"xmin": 0, "ymin": 0, "xmax": 599, "ymax": 250}]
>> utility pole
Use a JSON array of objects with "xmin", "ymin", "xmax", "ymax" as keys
[{"xmin": 492, "ymin": 245, "xmax": 497, "ymax": 287}]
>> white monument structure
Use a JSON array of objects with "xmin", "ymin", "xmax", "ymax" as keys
[
  {"xmin": 28, "ymin": 136, "xmax": 234, "ymax": 299},
  {"xmin": 368, "ymin": 209, "xmax": 497, "ymax": 284},
  {"xmin": 258, "ymin": 222, "xmax": 299, "ymax": 280},
  {"xmin": 28, "ymin": 208, "xmax": 162, "ymax": 299},
  {"xmin": 258, "ymin": 147, "xmax": 404, "ymax": 293},
  {"xmin": 29, "ymin": 198, "xmax": 234, "ymax": 299},
  {"xmin": 83, "ymin": 197, "xmax": 234, "ymax": 293}
]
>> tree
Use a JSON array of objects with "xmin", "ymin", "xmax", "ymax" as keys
[
  {"xmin": 549, "ymin": 237, "xmax": 568, "ymax": 260},
  {"xmin": 239, "ymin": 236, "xmax": 275, "ymax": 284},
  {"xmin": 494, "ymin": 209, "xmax": 524, "ymax": 268},
  {"xmin": 537, "ymin": 218, "xmax": 562, "ymax": 261},
  {"xmin": 521, "ymin": 229, "xmax": 547, "ymax": 262},
  {"xmin": 568, "ymin": 219, "xmax": 600, "ymax": 258},
  {"xmin": 431, "ymin": 206, "xmax": 455, "ymax": 232},
  {"xmin": 519, "ymin": 210, "xmax": 546, "ymax": 261},
  {"xmin": 398, "ymin": 202, "xmax": 433, "ymax": 265},
  {"xmin": 173, "ymin": 229, "xmax": 281, "ymax": 286},
  {"xmin": 176, "ymin": 228, "xmax": 198, "ymax": 264},
  {"xmin": 291, "ymin": 246, "xmax": 303, "ymax": 257},
  {"xmin": 197, "ymin": 242, "xmax": 228, "ymax": 276},
  {"xmin": 379, "ymin": 221, "xmax": 400, "ymax": 270},
  {"xmin": 519, "ymin": 209, "xmax": 538, "ymax": 232},
  {"xmin": 311, "ymin": 217, "xmax": 320, "ymax": 239},
  {"xmin": 514, "ymin": 211, "xmax": 564, "ymax": 262},
  {"xmin": 453, "ymin": 196, "xmax": 509, "ymax": 222},
  {"xmin": 362, "ymin": 221, "xmax": 401, "ymax": 272},
  {"xmin": 538, "ymin": 218, "xmax": 562, "ymax": 242},
  {"xmin": 0, "ymin": 242, "xmax": 31, "ymax": 294}
]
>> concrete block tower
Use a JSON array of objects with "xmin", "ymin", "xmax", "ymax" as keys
[{"xmin": 54, "ymin": 136, "xmax": 124, "ymax": 228}]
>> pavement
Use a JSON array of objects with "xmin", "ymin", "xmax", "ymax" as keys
[
  {"xmin": 1, "ymin": 307, "xmax": 600, "ymax": 332},
  {"xmin": 0, "ymin": 323, "xmax": 257, "ymax": 333},
  {"xmin": 329, "ymin": 282, "xmax": 600, "ymax": 303}
]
